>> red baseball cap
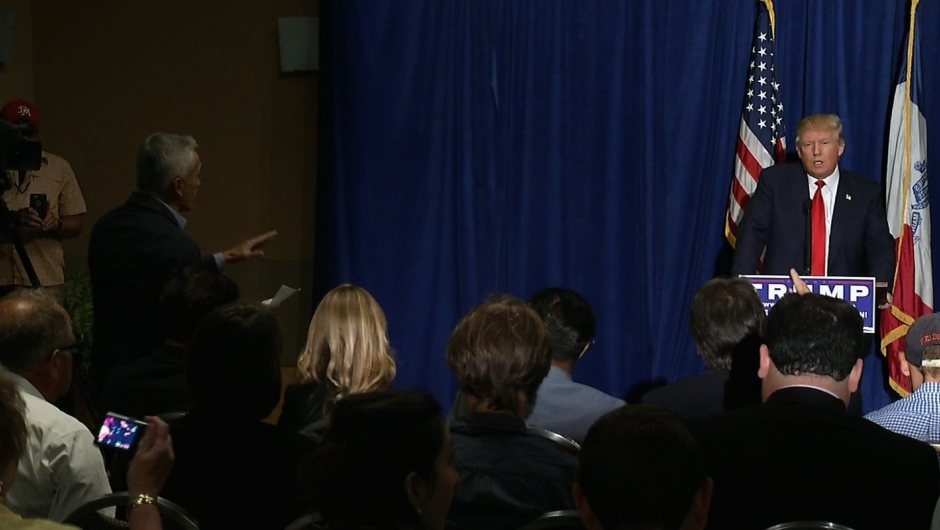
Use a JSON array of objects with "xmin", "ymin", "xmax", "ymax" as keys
[{"xmin": 1, "ymin": 99, "xmax": 40, "ymax": 134}]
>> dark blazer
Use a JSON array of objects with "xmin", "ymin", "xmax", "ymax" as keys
[
  {"xmin": 689, "ymin": 387, "xmax": 940, "ymax": 530},
  {"xmin": 97, "ymin": 342, "xmax": 191, "ymax": 420},
  {"xmin": 641, "ymin": 370, "xmax": 763, "ymax": 418},
  {"xmin": 88, "ymin": 192, "xmax": 214, "ymax": 396},
  {"xmin": 447, "ymin": 412, "xmax": 578, "ymax": 530},
  {"xmin": 277, "ymin": 382, "xmax": 329, "ymax": 434},
  {"xmin": 160, "ymin": 411, "xmax": 315, "ymax": 530},
  {"xmin": 731, "ymin": 163, "xmax": 894, "ymax": 284}
]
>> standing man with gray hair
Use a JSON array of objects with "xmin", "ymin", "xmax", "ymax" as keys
[{"xmin": 88, "ymin": 132, "xmax": 276, "ymax": 404}]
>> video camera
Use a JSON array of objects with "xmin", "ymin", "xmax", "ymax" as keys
[
  {"xmin": 0, "ymin": 118, "xmax": 43, "ymax": 289},
  {"xmin": 0, "ymin": 119, "xmax": 41, "ymax": 190}
]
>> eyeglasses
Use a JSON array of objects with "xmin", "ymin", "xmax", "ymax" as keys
[{"xmin": 55, "ymin": 344, "xmax": 77, "ymax": 357}]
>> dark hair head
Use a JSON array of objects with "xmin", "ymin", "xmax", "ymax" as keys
[
  {"xmin": 0, "ymin": 372, "xmax": 27, "ymax": 476},
  {"xmin": 766, "ymin": 293, "xmax": 865, "ymax": 380},
  {"xmin": 158, "ymin": 265, "xmax": 239, "ymax": 343},
  {"xmin": 579, "ymin": 405, "xmax": 708, "ymax": 530},
  {"xmin": 0, "ymin": 292, "xmax": 74, "ymax": 374},
  {"xmin": 446, "ymin": 296, "xmax": 552, "ymax": 414},
  {"xmin": 307, "ymin": 390, "xmax": 446, "ymax": 527},
  {"xmin": 185, "ymin": 303, "xmax": 282, "ymax": 418},
  {"xmin": 529, "ymin": 287, "xmax": 596, "ymax": 362},
  {"xmin": 690, "ymin": 277, "xmax": 766, "ymax": 370}
]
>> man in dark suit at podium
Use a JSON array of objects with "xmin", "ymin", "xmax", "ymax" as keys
[{"xmin": 731, "ymin": 113, "xmax": 894, "ymax": 285}]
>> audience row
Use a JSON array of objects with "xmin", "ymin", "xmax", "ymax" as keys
[{"xmin": 2, "ymin": 269, "xmax": 940, "ymax": 529}]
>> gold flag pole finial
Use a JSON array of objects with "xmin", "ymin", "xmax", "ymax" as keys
[{"xmin": 763, "ymin": 0, "xmax": 776, "ymax": 36}]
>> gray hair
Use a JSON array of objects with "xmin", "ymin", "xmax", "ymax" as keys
[{"xmin": 136, "ymin": 132, "xmax": 199, "ymax": 193}]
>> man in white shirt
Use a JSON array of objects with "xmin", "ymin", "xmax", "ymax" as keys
[{"xmin": 0, "ymin": 291, "xmax": 111, "ymax": 520}]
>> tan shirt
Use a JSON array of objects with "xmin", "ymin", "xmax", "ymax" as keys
[{"xmin": 0, "ymin": 151, "xmax": 86, "ymax": 286}]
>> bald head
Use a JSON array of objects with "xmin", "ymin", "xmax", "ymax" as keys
[{"xmin": 0, "ymin": 292, "xmax": 74, "ymax": 377}]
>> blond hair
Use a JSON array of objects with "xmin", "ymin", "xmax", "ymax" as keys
[
  {"xmin": 297, "ymin": 285, "xmax": 396, "ymax": 409},
  {"xmin": 795, "ymin": 113, "xmax": 844, "ymax": 144}
]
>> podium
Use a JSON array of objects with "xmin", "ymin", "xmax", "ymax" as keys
[{"xmin": 740, "ymin": 275, "xmax": 879, "ymax": 334}]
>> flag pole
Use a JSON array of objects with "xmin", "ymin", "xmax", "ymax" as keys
[
  {"xmin": 890, "ymin": 0, "xmax": 919, "ymax": 308},
  {"xmin": 764, "ymin": 0, "xmax": 776, "ymax": 35}
]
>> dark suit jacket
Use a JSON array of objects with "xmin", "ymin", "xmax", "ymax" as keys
[
  {"xmin": 97, "ymin": 342, "xmax": 191, "ymax": 420},
  {"xmin": 160, "ymin": 411, "xmax": 315, "ymax": 530},
  {"xmin": 447, "ymin": 413, "xmax": 578, "ymax": 530},
  {"xmin": 731, "ymin": 163, "xmax": 894, "ymax": 284},
  {"xmin": 689, "ymin": 387, "xmax": 940, "ymax": 530},
  {"xmin": 641, "ymin": 370, "xmax": 764, "ymax": 418},
  {"xmin": 88, "ymin": 192, "xmax": 214, "ymax": 396}
]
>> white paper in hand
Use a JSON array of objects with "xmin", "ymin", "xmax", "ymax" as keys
[{"xmin": 262, "ymin": 285, "xmax": 301, "ymax": 308}]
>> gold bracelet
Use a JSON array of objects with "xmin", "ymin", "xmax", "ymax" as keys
[{"xmin": 128, "ymin": 493, "xmax": 157, "ymax": 510}]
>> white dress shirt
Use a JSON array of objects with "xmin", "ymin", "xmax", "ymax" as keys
[
  {"xmin": 806, "ymin": 168, "xmax": 840, "ymax": 274},
  {"xmin": 4, "ymin": 371, "xmax": 112, "ymax": 521}
]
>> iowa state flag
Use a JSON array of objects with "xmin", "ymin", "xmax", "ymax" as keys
[{"xmin": 881, "ymin": 0, "xmax": 932, "ymax": 397}]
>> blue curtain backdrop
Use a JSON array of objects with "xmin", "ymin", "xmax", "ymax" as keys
[{"xmin": 316, "ymin": 1, "xmax": 940, "ymax": 413}]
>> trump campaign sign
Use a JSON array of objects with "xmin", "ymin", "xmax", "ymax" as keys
[{"xmin": 741, "ymin": 275, "xmax": 877, "ymax": 334}]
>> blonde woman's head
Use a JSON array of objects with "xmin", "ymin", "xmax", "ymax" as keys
[{"xmin": 297, "ymin": 284, "xmax": 396, "ymax": 408}]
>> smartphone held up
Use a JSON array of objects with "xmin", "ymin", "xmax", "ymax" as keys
[{"xmin": 95, "ymin": 411, "xmax": 147, "ymax": 452}]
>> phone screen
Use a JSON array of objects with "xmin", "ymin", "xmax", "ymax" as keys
[
  {"xmin": 95, "ymin": 412, "xmax": 146, "ymax": 451},
  {"xmin": 29, "ymin": 193, "xmax": 48, "ymax": 219}
]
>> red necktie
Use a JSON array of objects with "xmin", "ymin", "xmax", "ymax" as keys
[{"xmin": 811, "ymin": 179, "xmax": 826, "ymax": 275}]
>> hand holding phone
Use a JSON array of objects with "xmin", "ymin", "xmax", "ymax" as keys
[
  {"xmin": 95, "ymin": 412, "xmax": 148, "ymax": 452},
  {"xmin": 29, "ymin": 193, "xmax": 48, "ymax": 219}
]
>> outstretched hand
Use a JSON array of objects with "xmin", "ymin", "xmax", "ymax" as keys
[{"xmin": 222, "ymin": 230, "xmax": 278, "ymax": 265}]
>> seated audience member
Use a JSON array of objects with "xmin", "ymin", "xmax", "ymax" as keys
[
  {"xmin": 642, "ymin": 277, "xmax": 763, "ymax": 416},
  {"xmin": 98, "ymin": 265, "xmax": 239, "ymax": 418},
  {"xmin": 298, "ymin": 390, "xmax": 457, "ymax": 530},
  {"xmin": 0, "ymin": 371, "xmax": 175, "ymax": 530},
  {"xmin": 0, "ymin": 292, "xmax": 111, "ymax": 520},
  {"xmin": 160, "ymin": 303, "xmax": 314, "ymax": 529},
  {"xmin": 445, "ymin": 296, "xmax": 577, "ymax": 530},
  {"xmin": 574, "ymin": 405, "xmax": 711, "ymax": 530},
  {"xmin": 865, "ymin": 312, "xmax": 940, "ymax": 444},
  {"xmin": 689, "ymin": 293, "xmax": 940, "ymax": 530},
  {"xmin": 524, "ymin": 287, "xmax": 625, "ymax": 443},
  {"xmin": 278, "ymin": 284, "xmax": 396, "ymax": 438}
]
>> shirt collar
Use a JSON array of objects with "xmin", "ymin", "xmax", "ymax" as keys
[
  {"xmin": 155, "ymin": 196, "xmax": 187, "ymax": 229},
  {"xmin": 0, "ymin": 365, "xmax": 44, "ymax": 401},
  {"xmin": 806, "ymin": 166, "xmax": 840, "ymax": 189},
  {"xmin": 778, "ymin": 382, "xmax": 842, "ymax": 401}
]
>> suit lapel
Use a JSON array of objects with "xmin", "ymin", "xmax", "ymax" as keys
[{"xmin": 828, "ymin": 172, "xmax": 858, "ymax": 271}]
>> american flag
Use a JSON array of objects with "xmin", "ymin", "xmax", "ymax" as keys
[
  {"xmin": 881, "ymin": 0, "xmax": 931, "ymax": 397},
  {"xmin": 725, "ymin": 0, "xmax": 786, "ymax": 248}
]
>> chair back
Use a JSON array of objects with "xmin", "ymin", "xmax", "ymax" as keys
[
  {"xmin": 517, "ymin": 510, "xmax": 585, "ymax": 530},
  {"xmin": 63, "ymin": 491, "xmax": 200, "ymax": 530},
  {"xmin": 526, "ymin": 426, "xmax": 581, "ymax": 455},
  {"xmin": 764, "ymin": 522, "xmax": 856, "ymax": 530}
]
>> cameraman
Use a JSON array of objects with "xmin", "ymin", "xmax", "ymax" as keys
[{"xmin": 0, "ymin": 98, "xmax": 86, "ymax": 303}]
